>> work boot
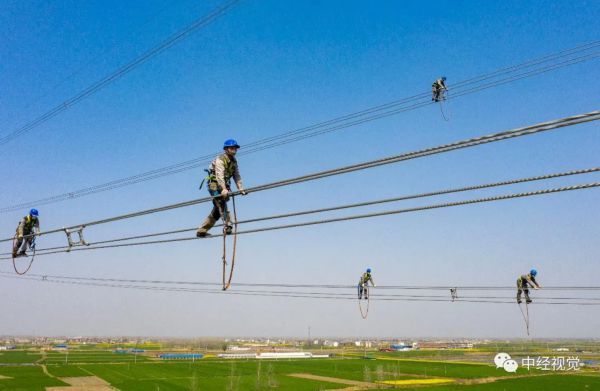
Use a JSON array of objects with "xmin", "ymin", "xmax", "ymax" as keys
[
  {"xmin": 17, "ymin": 250, "xmax": 26, "ymax": 257},
  {"xmin": 224, "ymin": 225, "xmax": 233, "ymax": 235},
  {"xmin": 517, "ymin": 300, "xmax": 522, "ymax": 304},
  {"xmin": 526, "ymin": 299, "xmax": 532, "ymax": 304},
  {"xmin": 196, "ymin": 216, "xmax": 217, "ymax": 238}
]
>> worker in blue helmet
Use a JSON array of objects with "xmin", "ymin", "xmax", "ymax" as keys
[
  {"xmin": 12, "ymin": 209, "xmax": 40, "ymax": 257},
  {"xmin": 196, "ymin": 139, "xmax": 247, "ymax": 237},
  {"xmin": 517, "ymin": 268, "xmax": 541, "ymax": 304},
  {"xmin": 358, "ymin": 268, "xmax": 376, "ymax": 300},
  {"xmin": 432, "ymin": 76, "xmax": 448, "ymax": 102}
]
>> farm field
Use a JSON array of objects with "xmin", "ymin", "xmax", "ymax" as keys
[{"xmin": 0, "ymin": 348, "xmax": 599, "ymax": 390}]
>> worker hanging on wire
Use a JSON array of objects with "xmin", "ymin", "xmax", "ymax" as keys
[
  {"xmin": 431, "ymin": 76, "xmax": 448, "ymax": 102},
  {"xmin": 196, "ymin": 139, "xmax": 247, "ymax": 238},
  {"xmin": 517, "ymin": 268, "xmax": 541, "ymax": 304},
  {"xmin": 358, "ymin": 268, "xmax": 376, "ymax": 300},
  {"xmin": 12, "ymin": 209, "xmax": 40, "ymax": 258}
]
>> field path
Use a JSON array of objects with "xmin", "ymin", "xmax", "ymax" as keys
[
  {"xmin": 46, "ymin": 376, "xmax": 117, "ymax": 391},
  {"xmin": 287, "ymin": 373, "xmax": 388, "ymax": 389},
  {"xmin": 41, "ymin": 364, "xmax": 57, "ymax": 379},
  {"xmin": 36, "ymin": 350, "xmax": 48, "ymax": 364}
]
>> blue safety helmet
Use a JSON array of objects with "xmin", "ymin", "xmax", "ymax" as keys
[
  {"xmin": 29, "ymin": 208, "xmax": 39, "ymax": 217},
  {"xmin": 441, "ymin": 76, "xmax": 447, "ymax": 81},
  {"xmin": 223, "ymin": 139, "xmax": 240, "ymax": 149},
  {"xmin": 530, "ymin": 268, "xmax": 537, "ymax": 276},
  {"xmin": 366, "ymin": 268, "xmax": 372, "ymax": 273}
]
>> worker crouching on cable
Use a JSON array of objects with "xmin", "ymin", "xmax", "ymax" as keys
[
  {"xmin": 13, "ymin": 209, "xmax": 40, "ymax": 257},
  {"xmin": 196, "ymin": 139, "xmax": 247, "ymax": 238},
  {"xmin": 517, "ymin": 268, "xmax": 541, "ymax": 304}
]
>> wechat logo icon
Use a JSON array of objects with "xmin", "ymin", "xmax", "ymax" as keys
[{"xmin": 494, "ymin": 352, "xmax": 518, "ymax": 373}]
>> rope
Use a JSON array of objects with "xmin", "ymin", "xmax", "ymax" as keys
[
  {"xmin": 221, "ymin": 196, "xmax": 238, "ymax": 291},
  {"xmin": 358, "ymin": 285, "xmax": 370, "ymax": 319},
  {"xmin": 526, "ymin": 302, "xmax": 530, "ymax": 335},
  {"xmin": 2, "ymin": 110, "xmax": 598, "ymax": 244},
  {"xmin": 439, "ymin": 93, "xmax": 450, "ymax": 121},
  {"xmin": 1, "ymin": 181, "xmax": 597, "ymax": 261},
  {"xmin": 518, "ymin": 302, "xmax": 531, "ymax": 336},
  {"xmin": 2, "ymin": 42, "xmax": 599, "ymax": 213},
  {"xmin": 11, "ymin": 235, "xmax": 36, "ymax": 275},
  {"xmin": 439, "ymin": 101, "xmax": 449, "ymax": 121}
]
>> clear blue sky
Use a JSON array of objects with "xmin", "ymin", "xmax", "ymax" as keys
[{"xmin": 1, "ymin": 0, "xmax": 599, "ymax": 338}]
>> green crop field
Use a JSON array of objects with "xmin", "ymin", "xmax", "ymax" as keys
[
  {"xmin": 42, "ymin": 351, "xmax": 150, "ymax": 364},
  {"xmin": 430, "ymin": 374, "xmax": 600, "ymax": 390},
  {"xmin": 0, "ymin": 366, "xmax": 67, "ymax": 390},
  {"xmin": 0, "ymin": 351, "xmax": 40, "ymax": 364},
  {"xmin": 0, "ymin": 349, "xmax": 598, "ymax": 390}
]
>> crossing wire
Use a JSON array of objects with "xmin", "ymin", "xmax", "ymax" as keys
[
  {"xmin": 2, "ymin": 166, "xmax": 596, "ymax": 257},
  {"xmin": 1, "ymin": 273, "xmax": 599, "ymax": 306},
  {"xmin": 2, "ymin": 43, "xmax": 599, "ymax": 213},
  {"xmin": 0, "ymin": 0, "xmax": 241, "ymax": 147},
  {"xmin": 1, "ymin": 181, "xmax": 597, "ymax": 260},
  {"xmin": 1, "ymin": 110, "xmax": 598, "ymax": 244}
]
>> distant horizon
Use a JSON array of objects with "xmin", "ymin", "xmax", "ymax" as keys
[{"xmin": 3, "ymin": 335, "xmax": 600, "ymax": 342}]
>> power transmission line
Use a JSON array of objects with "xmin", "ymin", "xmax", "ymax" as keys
[
  {"xmin": 4, "ymin": 271, "xmax": 599, "ymax": 292},
  {"xmin": 1, "ymin": 1, "xmax": 178, "ymax": 127},
  {"xmin": 2, "ymin": 181, "xmax": 597, "ymax": 260},
  {"xmin": 1, "ymin": 110, "xmax": 597, "ymax": 244},
  {"xmin": 2, "ymin": 166, "xmax": 596, "ymax": 257},
  {"xmin": 0, "ymin": 0, "xmax": 241, "ymax": 147},
  {"xmin": 2, "ymin": 43, "xmax": 598, "ymax": 213},
  {"xmin": 1, "ymin": 273, "xmax": 599, "ymax": 306}
]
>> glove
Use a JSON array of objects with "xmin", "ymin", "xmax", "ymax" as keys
[
  {"xmin": 221, "ymin": 189, "xmax": 229, "ymax": 197},
  {"xmin": 17, "ymin": 235, "xmax": 23, "ymax": 239},
  {"xmin": 239, "ymin": 188, "xmax": 248, "ymax": 196}
]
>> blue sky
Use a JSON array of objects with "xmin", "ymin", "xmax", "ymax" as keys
[{"xmin": 0, "ymin": 0, "xmax": 599, "ymax": 338}]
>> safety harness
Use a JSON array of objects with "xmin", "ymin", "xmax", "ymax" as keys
[{"xmin": 199, "ymin": 154, "xmax": 238, "ymax": 191}]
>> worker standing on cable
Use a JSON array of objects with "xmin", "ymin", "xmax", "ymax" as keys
[
  {"xmin": 12, "ymin": 209, "xmax": 40, "ymax": 257},
  {"xmin": 196, "ymin": 139, "xmax": 247, "ymax": 237},
  {"xmin": 358, "ymin": 268, "xmax": 376, "ymax": 300},
  {"xmin": 432, "ymin": 76, "xmax": 448, "ymax": 102},
  {"xmin": 517, "ymin": 269, "xmax": 541, "ymax": 304}
]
